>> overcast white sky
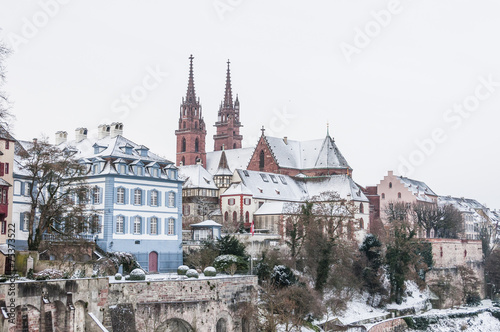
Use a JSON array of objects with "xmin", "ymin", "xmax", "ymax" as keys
[{"xmin": 1, "ymin": 0, "xmax": 499, "ymax": 208}]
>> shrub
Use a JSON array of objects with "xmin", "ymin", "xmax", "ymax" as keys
[
  {"xmin": 203, "ymin": 266, "xmax": 217, "ymax": 277},
  {"xmin": 214, "ymin": 255, "xmax": 247, "ymax": 275},
  {"xmin": 271, "ymin": 265, "xmax": 297, "ymax": 288},
  {"xmin": 129, "ymin": 268, "xmax": 146, "ymax": 281},
  {"xmin": 466, "ymin": 292, "xmax": 481, "ymax": 306},
  {"xmin": 125, "ymin": 275, "xmax": 130, "ymax": 280},
  {"xmin": 186, "ymin": 269, "xmax": 199, "ymax": 278},
  {"xmin": 115, "ymin": 273, "xmax": 122, "ymax": 280},
  {"xmin": 177, "ymin": 265, "xmax": 190, "ymax": 275}
]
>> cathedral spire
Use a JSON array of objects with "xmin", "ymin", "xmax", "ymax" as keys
[
  {"xmin": 186, "ymin": 54, "xmax": 196, "ymax": 103},
  {"xmin": 223, "ymin": 59, "xmax": 233, "ymax": 109}
]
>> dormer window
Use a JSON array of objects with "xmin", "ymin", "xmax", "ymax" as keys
[
  {"xmin": 120, "ymin": 164, "xmax": 127, "ymax": 174},
  {"xmin": 137, "ymin": 166, "xmax": 143, "ymax": 176}
]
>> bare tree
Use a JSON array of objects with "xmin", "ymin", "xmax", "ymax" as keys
[
  {"xmin": 0, "ymin": 40, "xmax": 12, "ymax": 125},
  {"xmin": 19, "ymin": 138, "xmax": 95, "ymax": 250},
  {"xmin": 412, "ymin": 202, "xmax": 462, "ymax": 238}
]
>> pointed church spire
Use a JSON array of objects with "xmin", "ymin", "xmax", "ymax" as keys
[
  {"xmin": 223, "ymin": 59, "xmax": 233, "ymax": 109},
  {"xmin": 186, "ymin": 54, "xmax": 196, "ymax": 103},
  {"xmin": 327, "ymin": 122, "xmax": 330, "ymax": 137}
]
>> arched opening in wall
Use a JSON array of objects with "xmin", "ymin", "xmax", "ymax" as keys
[
  {"xmin": 398, "ymin": 192, "xmax": 402, "ymax": 199},
  {"xmin": 242, "ymin": 318, "xmax": 250, "ymax": 332},
  {"xmin": 359, "ymin": 203, "xmax": 364, "ymax": 214},
  {"xmin": 182, "ymin": 138, "xmax": 186, "ymax": 152},
  {"xmin": 149, "ymin": 251, "xmax": 158, "ymax": 272},
  {"xmin": 158, "ymin": 318, "xmax": 194, "ymax": 332},
  {"xmin": 359, "ymin": 218, "xmax": 364, "ymax": 230},
  {"xmin": 195, "ymin": 138, "xmax": 199, "ymax": 152},
  {"xmin": 54, "ymin": 300, "xmax": 67, "ymax": 332},
  {"xmin": 224, "ymin": 212, "xmax": 229, "ymax": 222},
  {"xmin": 195, "ymin": 121, "xmax": 198, "ymax": 129},
  {"xmin": 216, "ymin": 318, "xmax": 227, "ymax": 332},
  {"xmin": 74, "ymin": 301, "xmax": 89, "ymax": 332},
  {"xmin": 259, "ymin": 150, "xmax": 265, "ymax": 169},
  {"xmin": 389, "ymin": 182, "xmax": 392, "ymax": 188},
  {"xmin": 233, "ymin": 143, "xmax": 236, "ymax": 149},
  {"xmin": 233, "ymin": 211, "xmax": 237, "ymax": 223},
  {"xmin": 15, "ymin": 305, "xmax": 41, "ymax": 332},
  {"xmin": 245, "ymin": 211, "xmax": 250, "ymax": 224}
]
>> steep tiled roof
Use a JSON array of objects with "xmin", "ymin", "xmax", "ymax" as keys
[{"xmin": 264, "ymin": 135, "xmax": 351, "ymax": 170}]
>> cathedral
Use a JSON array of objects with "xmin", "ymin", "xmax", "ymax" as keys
[{"xmin": 176, "ymin": 55, "xmax": 370, "ymax": 239}]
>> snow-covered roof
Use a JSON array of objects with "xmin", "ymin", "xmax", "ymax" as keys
[
  {"xmin": 303, "ymin": 175, "xmax": 369, "ymax": 202},
  {"xmin": 57, "ymin": 135, "xmax": 171, "ymax": 164},
  {"xmin": 254, "ymin": 202, "xmax": 287, "ymax": 215},
  {"xmin": 178, "ymin": 165, "xmax": 218, "ymax": 190},
  {"xmin": 397, "ymin": 176, "xmax": 437, "ymax": 202},
  {"xmin": 206, "ymin": 147, "xmax": 254, "ymax": 174},
  {"xmin": 0, "ymin": 178, "xmax": 11, "ymax": 186},
  {"xmin": 190, "ymin": 220, "xmax": 222, "ymax": 228},
  {"xmin": 264, "ymin": 135, "xmax": 351, "ymax": 170},
  {"xmin": 223, "ymin": 169, "xmax": 368, "ymax": 203}
]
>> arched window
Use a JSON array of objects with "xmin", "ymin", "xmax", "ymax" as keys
[
  {"xmin": 389, "ymin": 182, "xmax": 392, "ymax": 188},
  {"xmin": 259, "ymin": 150, "xmax": 265, "ymax": 169},
  {"xmin": 224, "ymin": 212, "xmax": 229, "ymax": 222},
  {"xmin": 245, "ymin": 211, "xmax": 250, "ymax": 223},
  {"xmin": 182, "ymin": 138, "xmax": 186, "ymax": 152},
  {"xmin": 195, "ymin": 121, "xmax": 198, "ymax": 129},
  {"xmin": 233, "ymin": 211, "xmax": 237, "ymax": 223},
  {"xmin": 359, "ymin": 203, "xmax": 364, "ymax": 214},
  {"xmin": 398, "ymin": 192, "xmax": 402, "ymax": 199},
  {"xmin": 359, "ymin": 218, "xmax": 364, "ymax": 229},
  {"xmin": 195, "ymin": 138, "xmax": 199, "ymax": 152},
  {"xmin": 183, "ymin": 122, "xmax": 186, "ymax": 129},
  {"xmin": 381, "ymin": 193, "xmax": 385, "ymax": 199},
  {"xmin": 233, "ymin": 143, "xmax": 236, "ymax": 149}
]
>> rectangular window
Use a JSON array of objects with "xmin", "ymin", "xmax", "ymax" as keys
[
  {"xmin": 25, "ymin": 183, "xmax": 31, "ymax": 197},
  {"xmin": 4, "ymin": 163, "xmax": 8, "ymax": 174},
  {"xmin": 0, "ymin": 220, "xmax": 5, "ymax": 234},
  {"xmin": 116, "ymin": 216, "xmax": 124, "ymax": 233},
  {"xmin": 134, "ymin": 189, "xmax": 142, "ymax": 205},
  {"xmin": 260, "ymin": 174, "xmax": 269, "ymax": 182},
  {"xmin": 228, "ymin": 198, "xmax": 235, "ymax": 205},
  {"xmin": 150, "ymin": 217, "xmax": 158, "ymax": 235},
  {"xmin": 134, "ymin": 217, "xmax": 141, "ymax": 234},
  {"xmin": 117, "ymin": 188, "xmax": 125, "ymax": 204},
  {"xmin": 5, "ymin": 140, "xmax": 9, "ymax": 149},
  {"xmin": 269, "ymin": 174, "xmax": 278, "ymax": 183},
  {"xmin": 168, "ymin": 218, "xmax": 175, "ymax": 235},
  {"xmin": 93, "ymin": 187, "xmax": 101, "ymax": 204},
  {"xmin": 22, "ymin": 214, "xmax": 29, "ymax": 231},
  {"xmin": 168, "ymin": 192, "xmax": 175, "ymax": 207},
  {"xmin": 151, "ymin": 191, "xmax": 158, "ymax": 206},
  {"xmin": 279, "ymin": 175, "xmax": 287, "ymax": 185}
]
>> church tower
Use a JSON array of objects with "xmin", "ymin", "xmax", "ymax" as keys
[
  {"xmin": 213, "ymin": 60, "xmax": 243, "ymax": 151},
  {"xmin": 176, "ymin": 55, "xmax": 207, "ymax": 166}
]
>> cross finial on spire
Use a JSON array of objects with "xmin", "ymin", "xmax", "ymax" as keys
[
  {"xmin": 186, "ymin": 54, "xmax": 196, "ymax": 102},
  {"xmin": 261, "ymin": 126, "xmax": 265, "ymax": 136},
  {"xmin": 327, "ymin": 122, "xmax": 330, "ymax": 137}
]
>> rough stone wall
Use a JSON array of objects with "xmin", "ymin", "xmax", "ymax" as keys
[
  {"xmin": 427, "ymin": 238, "xmax": 482, "ymax": 268},
  {"xmin": 0, "ymin": 275, "xmax": 257, "ymax": 332}
]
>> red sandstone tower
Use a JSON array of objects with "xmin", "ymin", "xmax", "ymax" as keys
[
  {"xmin": 176, "ymin": 55, "xmax": 207, "ymax": 166},
  {"xmin": 213, "ymin": 60, "xmax": 243, "ymax": 151}
]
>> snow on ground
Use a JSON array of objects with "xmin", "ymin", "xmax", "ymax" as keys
[
  {"xmin": 334, "ymin": 292, "xmax": 387, "ymax": 325},
  {"xmin": 108, "ymin": 272, "xmax": 244, "ymax": 282},
  {"xmin": 410, "ymin": 312, "xmax": 500, "ymax": 332},
  {"xmin": 386, "ymin": 280, "xmax": 432, "ymax": 312}
]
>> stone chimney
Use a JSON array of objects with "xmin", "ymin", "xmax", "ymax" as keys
[
  {"xmin": 55, "ymin": 131, "xmax": 68, "ymax": 145},
  {"xmin": 75, "ymin": 128, "xmax": 88, "ymax": 142},
  {"xmin": 110, "ymin": 122, "xmax": 123, "ymax": 138},
  {"xmin": 98, "ymin": 124, "xmax": 110, "ymax": 139}
]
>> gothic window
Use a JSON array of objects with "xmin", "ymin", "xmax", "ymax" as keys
[
  {"xmin": 389, "ymin": 182, "xmax": 392, "ymax": 188},
  {"xmin": 195, "ymin": 138, "xmax": 199, "ymax": 152},
  {"xmin": 259, "ymin": 150, "xmax": 265, "ymax": 169},
  {"xmin": 224, "ymin": 212, "xmax": 229, "ymax": 222},
  {"xmin": 195, "ymin": 121, "xmax": 198, "ymax": 129},
  {"xmin": 359, "ymin": 203, "xmax": 364, "ymax": 214},
  {"xmin": 233, "ymin": 211, "xmax": 237, "ymax": 223},
  {"xmin": 359, "ymin": 218, "xmax": 364, "ymax": 229},
  {"xmin": 182, "ymin": 138, "xmax": 186, "ymax": 152},
  {"xmin": 183, "ymin": 122, "xmax": 186, "ymax": 129},
  {"xmin": 245, "ymin": 211, "xmax": 250, "ymax": 223}
]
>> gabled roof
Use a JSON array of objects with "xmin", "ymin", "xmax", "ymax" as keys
[
  {"xmin": 302, "ymin": 175, "xmax": 369, "ymax": 202},
  {"xmin": 191, "ymin": 220, "xmax": 222, "ymax": 228},
  {"xmin": 0, "ymin": 126, "xmax": 16, "ymax": 141},
  {"xmin": 206, "ymin": 147, "xmax": 254, "ymax": 174},
  {"xmin": 178, "ymin": 165, "xmax": 218, "ymax": 190},
  {"xmin": 263, "ymin": 135, "xmax": 351, "ymax": 170},
  {"xmin": 397, "ymin": 176, "xmax": 437, "ymax": 202}
]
